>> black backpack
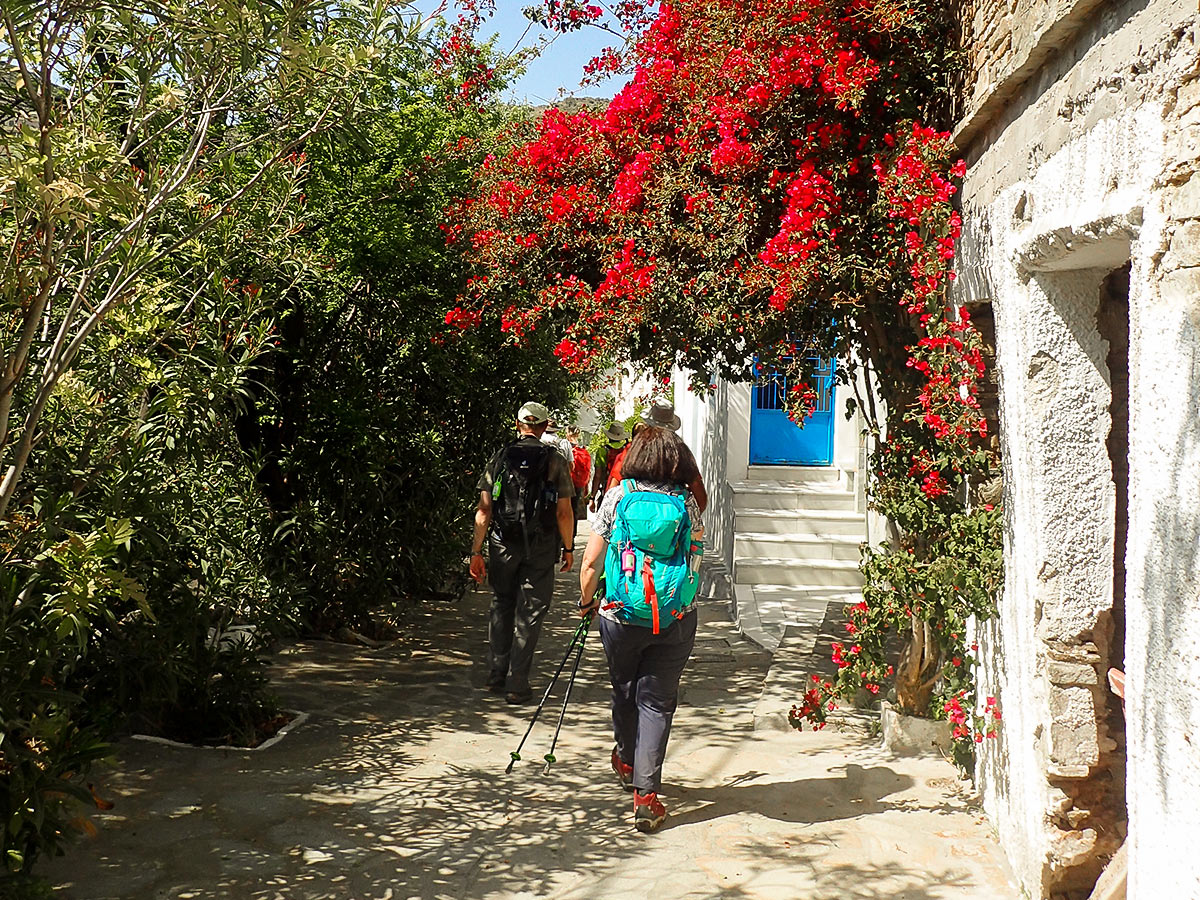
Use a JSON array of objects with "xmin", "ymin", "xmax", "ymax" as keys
[{"xmin": 491, "ymin": 441, "xmax": 558, "ymax": 542}]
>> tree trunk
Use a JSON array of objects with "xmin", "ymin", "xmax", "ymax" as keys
[{"xmin": 895, "ymin": 618, "xmax": 942, "ymax": 714}]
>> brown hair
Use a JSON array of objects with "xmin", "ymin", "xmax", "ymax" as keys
[{"xmin": 621, "ymin": 427, "xmax": 700, "ymax": 486}]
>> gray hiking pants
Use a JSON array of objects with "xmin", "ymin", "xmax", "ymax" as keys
[
  {"xmin": 487, "ymin": 536, "xmax": 559, "ymax": 694},
  {"xmin": 599, "ymin": 610, "xmax": 697, "ymax": 794}
]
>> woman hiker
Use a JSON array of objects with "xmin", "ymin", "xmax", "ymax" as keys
[{"xmin": 577, "ymin": 426, "xmax": 704, "ymax": 833}]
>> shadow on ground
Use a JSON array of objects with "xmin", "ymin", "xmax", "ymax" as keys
[{"xmin": 38, "ymin": 535, "xmax": 1016, "ymax": 900}]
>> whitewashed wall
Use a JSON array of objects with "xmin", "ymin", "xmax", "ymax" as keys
[
  {"xmin": 673, "ymin": 375, "xmax": 734, "ymax": 597},
  {"xmin": 954, "ymin": 2, "xmax": 1200, "ymax": 896}
]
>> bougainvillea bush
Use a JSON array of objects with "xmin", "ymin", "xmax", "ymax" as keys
[{"xmin": 446, "ymin": 0, "xmax": 1002, "ymax": 757}]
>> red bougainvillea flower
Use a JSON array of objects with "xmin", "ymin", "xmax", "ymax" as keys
[{"xmin": 442, "ymin": 0, "xmax": 996, "ymax": 747}]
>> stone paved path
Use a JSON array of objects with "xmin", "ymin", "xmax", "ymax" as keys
[{"xmin": 41, "ymin": 549, "xmax": 1018, "ymax": 900}]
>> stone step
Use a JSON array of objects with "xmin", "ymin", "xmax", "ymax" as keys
[
  {"xmin": 734, "ymin": 507, "xmax": 866, "ymax": 536},
  {"xmin": 731, "ymin": 482, "xmax": 857, "ymax": 512},
  {"xmin": 734, "ymin": 531, "xmax": 864, "ymax": 562},
  {"xmin": 731, "ymin": 584, "xmax": 855, "ymax": 653},
  {"xmin": 746, "ymin": 465, "xmax": 843, "ymax": 485},
  {"xmin": 733, "ymin": 557, "xmax": 864, "ymax": 587}
]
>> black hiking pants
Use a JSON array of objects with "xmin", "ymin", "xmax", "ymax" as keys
[
  {"xmin": 599, "ymin": 610, "xmax": 697, "ymax": 794},
  {"xmin": 487, "ymin": 535, "xmax": 559, "ymax": 694}
]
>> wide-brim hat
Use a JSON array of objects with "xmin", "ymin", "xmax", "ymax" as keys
[
  {"xmin": 517, "ymin": 401, "xmax": 550, "ymax": 425},
  {"xmin": 642, "ymin": 399, "xmax": 681, "ymax": 431},
  {"xmin": 603, "ymin": 422, "xmax": 628, "ymax": 444},
  {"xmin": 545, "ymin": 420, "xmax": 560, "ymax": 434}
]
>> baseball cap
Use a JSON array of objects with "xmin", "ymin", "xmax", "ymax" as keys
[{"xmin": 517, "ymin": 401, "xmax": 550, "ymax": 425}]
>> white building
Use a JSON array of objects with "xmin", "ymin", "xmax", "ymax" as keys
[
  {"xmin": 953, "ymin": 1, "xmax": 1200, "ymax": 897},
  {"xmin": 671, "ymin": 363, "xmax": 873, "ymax": 650}
]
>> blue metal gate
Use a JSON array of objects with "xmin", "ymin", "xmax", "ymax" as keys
[{"xmin": 749, "ymin": 356, "xmax": 837, "ymax": 466}]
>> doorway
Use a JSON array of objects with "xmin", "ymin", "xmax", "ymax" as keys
[{"xmin": 749, "ymin": 355, "xmax": 836, "ymax": 465}]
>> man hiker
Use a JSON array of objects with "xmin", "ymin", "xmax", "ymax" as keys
[
  {"xmin": 589, "ymin": 422, "xmax": 629, "ymax": 512},
  {"xmin": 541, "ymin": 419, "xmax": 575, "ymax": 465},
  {"xmin": 470, "ymin": 401, "xmax": 576, "ymax": 704}
]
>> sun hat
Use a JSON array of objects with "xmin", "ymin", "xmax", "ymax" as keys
[
  {"xmin": 545, "ymin": 420, "xmax": 561, "ymax": 434},
  {"xmin": 641, "ymin": 399, "xmax": 681, "ymax": 431},
  {"xmin": 517, "ymin": 401, "xmax": 550, "ymax": 425},
  {"xmin": 603, "ymin": 422, "xmax": 628, "ymax": 445}
]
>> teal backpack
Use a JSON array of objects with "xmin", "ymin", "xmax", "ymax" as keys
[{"xmin": 603, "ymin": 480, "xmax": 700, "ymax": 633}]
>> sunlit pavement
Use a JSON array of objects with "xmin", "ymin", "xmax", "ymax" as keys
[{"xmin": 42, "ymin": 531, "xmax": 1018, "ymax": 900}]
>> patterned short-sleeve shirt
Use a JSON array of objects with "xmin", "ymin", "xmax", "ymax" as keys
[{"xmin": 593, "ymin": 480, "xmax": 702, "ymax": 541}]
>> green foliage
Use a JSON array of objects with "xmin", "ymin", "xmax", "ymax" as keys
[
  {"xmin": 256, "ymin": 80, "xmax": 581, "ymax": 628},
  {"xmin": 0, "ymin": 0, "xmax": 581, "ymax": 875},
  {"xmin": 0, "ymin": 0, "xmax": 432, "ymax": 873},
  {"xmin": 0, "ymin": 874, "xmax": 55, "ymax": 900},
  {"xmin": 0, "ymin": 543, "xmax": 114, "ymax": 874}
]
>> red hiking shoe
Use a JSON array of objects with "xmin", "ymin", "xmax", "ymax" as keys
[
  {"xmin": 611, "ymin": 747, "xmax": 634, "ymax": 793},
  {"xmin": 633, "ymin": 790, "xmax": 666, "ymax": 833}
]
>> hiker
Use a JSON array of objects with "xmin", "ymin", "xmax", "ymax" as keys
[
  {"xmin": 604, "ymin": 421, "xmax": 648, "ymax": 492},
  {"xmin": 578, "ymin": 426, "xmax": 704, "ymax": 833},
  {"xmin": 564, "ymin": 426, "xmax": 592, "ymax": 522},
  {"xmin": 589, "ymin": 422, "xmax": 628, "ymax": 512},
  {"xmin": 470, "ymin": 401, "xmax": 576, "ymax": 705},
  {"xmin": 636, "ymin": 399, "xmax": 709, "ymax": 513},
  {"xmin": 541, "ymin": 419, "xmax": 575, "ymax": 466}
]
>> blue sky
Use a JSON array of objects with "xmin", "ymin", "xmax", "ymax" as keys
[{"xmin": 411, "ymin": 2, "xmax": 626, "ymax": 104}]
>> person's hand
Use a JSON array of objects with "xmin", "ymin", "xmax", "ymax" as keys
[
  {"xmin": 577, "ymin": 594, "xmax": 599, "ymax": 618},
  {"xmin": 469, "ymin": 552, "xmax": 487, "ymax": 584},
  {"xmin": 560, "ymin": 549, "xmax": 574, "ymax": 573}
]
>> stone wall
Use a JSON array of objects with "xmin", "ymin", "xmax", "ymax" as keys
[
  {"xmin": 952, "ymin": 0, "xmax": 1110, "ymax": 147},
  {"xmin": 951, "ymin": 1, "xmax": 1200, "ymax": 897}
]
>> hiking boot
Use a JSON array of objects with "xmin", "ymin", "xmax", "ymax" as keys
[
  {"xmin": 505, "ymin": 689, "xmax": 533, "ymax": 705},
  {"xmin": 633, "ymin": 790, "xmax": 666, "ymax": 833},
  {"xmin": 486, "ymin": 675, "xmax": 506, "ymax": 694},
  {"xmin": 611, "ymin": 747, "xmax": 634, "ymax": 792}
]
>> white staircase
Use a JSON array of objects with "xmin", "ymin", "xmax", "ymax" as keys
[{"xmin": 730, "ymin": 466, "xmax": 866, "ymax": 650}]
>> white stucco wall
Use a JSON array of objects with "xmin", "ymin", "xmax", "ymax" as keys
[
  {"xmin": 1122, "ymin": 58, "xmax": 1200, "ymax": 900},
  {"xmin": 611, "ymin": 365, "xmax": 657, "ymax": 420},
  {"xmin": 955, "ymin": 2, "xmax": 1200, "ymax": 896},
  {"xmin": 673, "ymin": 375, "xmax": 734, "ymax": 595}
]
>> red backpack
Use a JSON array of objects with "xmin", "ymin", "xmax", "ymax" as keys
[
  {"xmin": 605, "ymin": 444, "xmax": 629, "ymax": 491},
  {"xmin": 570, "ymin": 445, "xmax": 591, "ymax": 491}
]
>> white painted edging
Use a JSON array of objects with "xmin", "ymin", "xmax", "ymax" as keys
[
  {"xmin": 880, "ymin": 701, "xmax": 951, "ymax": 757},
  {"xmin": 130, "ymin": 710, "xmax": 309, "ymax": 752}
]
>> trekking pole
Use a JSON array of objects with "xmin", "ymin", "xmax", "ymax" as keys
[
  {"xmin": 543, "ymin": 613, "xmax": 592, "ymax": 774},
  {"xmin": 505, "ymin": 616, "xmax": 590, "ymax": 774}
]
